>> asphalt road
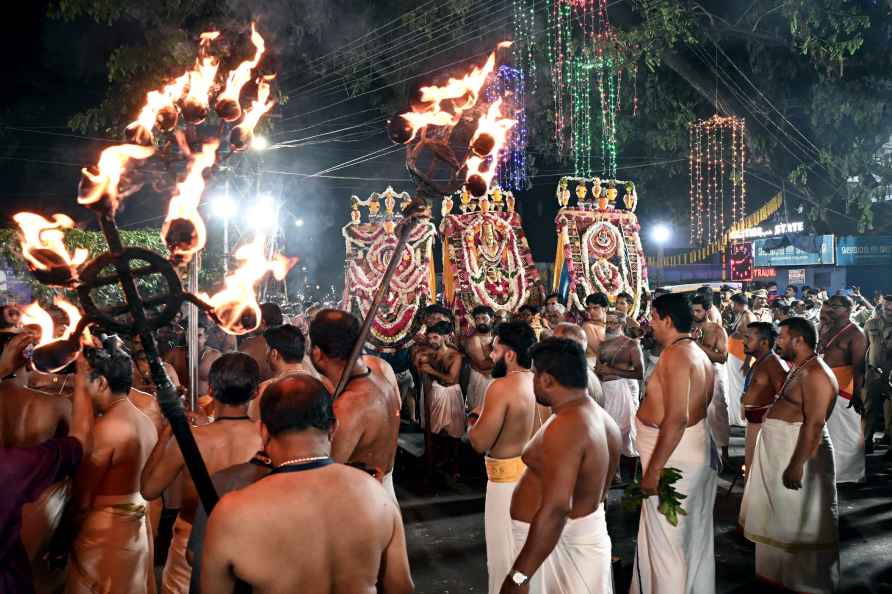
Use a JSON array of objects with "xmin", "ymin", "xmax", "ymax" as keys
[{"xmin": 395, "ymin": 428, "xmax": 892, "ymax": 594}]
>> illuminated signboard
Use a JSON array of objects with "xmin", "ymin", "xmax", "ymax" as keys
[
  {"xmin": 754, "ymin": 235, "xmax": 834, "ymax": 267},
  {"xmin": 752, "ymin": 267, "xmax": 777, "ymax": 279},
  {"xmin": 729, "ymin": 221, "xmax": 804, "ymax": 240},
  {"xmin": 835, "ymin": 236, "xmax": 892, "ymax": 266},
  {"xmin": 730, "ymin": 242, "xmax": 753, "ymax": 281}
]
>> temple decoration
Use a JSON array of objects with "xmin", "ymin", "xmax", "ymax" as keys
[
  {"xmin": 441, "ymin": 186, "xmax": 539, "ymax": 328},
  {"xmin": 342, "ymin": 187, "xmax": 437, "ymax": 352},
  {"xmin": 689, "ymin": 114, "xmax": 747, "ymax": 246},
  {"xmin": 552, "ymin": 176, "xmax": 648, "ymax": 317}
]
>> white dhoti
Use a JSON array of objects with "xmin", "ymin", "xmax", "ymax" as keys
[
  {"xmin": 826, "ymin": 394, "xmax": 865, "ymax": 484},
  {"xmin": 742, "ymin": 418, "xmax": 839, "ymax": 593},
  {"xmin": 427, "ymin": 381, "xmax": 466, "ymax": 438},
  {"xmin": 21, "ymin": 479, "xmax": 71, "ymax": 593},
  {"xmin": 707, "ymin": 362, "xmax": 730, "ymax": 448},
  {"xmin": 65, "ymin": 493, "xmax": 152, "ymax": 594},
  {"xmin": 725, "ymin": 354, "xmax": 747, "ymax": 426},
  {"xmin": 484, "ymin": 456, "xmax": 525, "ymax": 594},
  {"xmin": 512, "ymin": 504, "xmax": 613, "ymax": 594},
  {"xmin": 466, "ymin": 368, "xmax": 493, "ymax": 411},
  {"xmin": 632, "ymin": 419, "xmax": 718, "ymax": 594},
  {"xmin": 602, "ymin": 379, "xmax": 639, "ymax": 457},
  {"xmin": 382, "ymin": 470, "xmax": 398, "ymax": 505},
  {"xmin": 161, "ymin": 515, "xmax": 192, "ymax": 594}
]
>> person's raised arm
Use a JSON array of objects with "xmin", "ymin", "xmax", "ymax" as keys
[
  {"xmin": 140, "ymin": 421, "xmax": 185, "ymax": 500},
  {"xmin": 70, "ymin": 352, "xmax": 95, "ymax": 453},
  {"xmin": 502, "ymin": 423, "xmax": 579, "ymax": 592},
  {"xmin": 468, "ymin": 383, "xmax": 508, "ymax": 453},
  {"xmin": 640, "ymin": 351, "xmax": 690, "ymax": 495},
  {"xmin": 377, "ymin": 502, "xmax": 414, "ymax": 594},
  {"xmin": 783, "ymin": 367, "xmax": 837, "ymax": 490}
]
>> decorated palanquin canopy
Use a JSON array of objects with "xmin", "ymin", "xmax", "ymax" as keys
[
  {"xmin": 552, "ymin": 176, "xmax": 649, "ymax": 318},
  {"xmin": 440, "ymin": 186, "xmax": 539, "ymax": 327},
  {"xmin": 342, "ymin": 187, "xmax": 437, "ymax": 352}
]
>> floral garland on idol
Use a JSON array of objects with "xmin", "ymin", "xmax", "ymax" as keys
[
  {"xmin": 341, "ymin": 187, "xmax": 437, "ymax": 352},
  {"xmin": 440, "ymin": 187, "xmax": 539, "ymax": 329},
  {"xmin": 552, "ymin": 176, "xmax": 648, "ymax": 318}
]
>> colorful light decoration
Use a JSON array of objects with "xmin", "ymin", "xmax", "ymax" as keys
[
  {"xmin": 689, "ymin": 114, "xmax": 747, "ymax": 246},
  {"xmin": 511, "ymin": 0, "xmax": 537, "ymax": 97},
  {"xmin": 545, "ymin": 0, "xmax": 636, "ymax": 178},
  {"xmin": 485, "ymin": 66, "xmax": 530, "ymax": 191}
]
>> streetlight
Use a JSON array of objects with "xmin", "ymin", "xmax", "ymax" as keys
[
  {"xmin": 650, "ymin": 223, "xmax": 672, "ymax": 288},
  {"xmin": 294, "ymin": 218, "xmax": 304, "ymax": 227},
  {"xmin": 249, "ymin": 194, "xmax": 278, "ymax": 231},
  {"xmin": 251, "ymin": 135, "xmax": 269, "ymax": 151}
]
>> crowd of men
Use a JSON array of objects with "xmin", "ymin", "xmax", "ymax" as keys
[{"xmin": 0, "ymin": 280, "xmax": 889, "ymax": 594}]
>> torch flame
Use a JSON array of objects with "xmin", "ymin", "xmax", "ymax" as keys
[
  {"xmin": 218, "ymin": 23, "xmax": 265, "ymax": 105},
  {"xmin": 132, "ymin": 72, "xmax": 190, "ymax": 132},
  {"xmin": 398, "ymin": 46, "xmax": 505, "ymax": 142},
  {"xmin": 161, "ymin": 140, "xmax": 219, "ymax": 262},
  {"xmin": 198, "ymin": 234, "xmax": 296, "ymax": 335},
  {"xmin": 185, "ymin": 56, "xmax": 219, "ymax": 109},
  {"xmin": 238, "ymin": 78, "xmax": 274, "ymax": 131},
  {"xmin": 13, "ymin": 213, "xmax": 88, "ymax": 273},
  {"xmin": 79, "ymin": 144, "xmax": 155, "ymax": 210},
  {"xmin": 22, "ymin": 298, "xmax": 82, "ymax": 346},
  {"xmin": 465, "ymin": 98, "xmax": 516, "ymax": 191}
]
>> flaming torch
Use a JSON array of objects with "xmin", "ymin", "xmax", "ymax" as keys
[
  {"xmin": 13, "ymin": 213, "xmax": 88, "ymax": 287},
  {"xmin": 215, "ymin": 23, "xmax": 265, "ymax": 122},
  {"xmin": 78, "ymin": 144, "xmax": 155, "ymax": 213},
  {"xmin": 181, "ymin": 32, "xmax": 220, "ymax": 125},
  {"xmin": 229, "ymin": 76, "xmax": 274, "ymax": 151},
  {"xmin": 161, "ymin": 140, "xmax": 219, "ymax": 265},
  {"xmin": 125, "ymin": 73, "xmax": 190, "ymax": 145},
  {"xmin": 21, "ymin": 299, "xmax": 87, "ymax": 374}
]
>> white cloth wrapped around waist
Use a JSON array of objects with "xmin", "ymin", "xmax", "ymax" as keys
[
  {"xmin": 825, "ymin": 394, "xmax": 865, "ymax": 484},
  {"xmin": 484, "ymin": 459, "xmax": 523, "ymax": 594},
  {"xmin": 602, "ymin": 379, "xmax": 639, "ymax": 457},
  {"xmin": 743, "ymin": 418, "xmax": 838, "ymax": 551},
  {"xmin": 632, "ymin": 418, "xmax": 718, "ymax": 594},
  {"xmin": 161, "ymin": 514, "xmax": 193, "ymax": 594},
  {"xmin": 511, "ymin": 504, "xmax": 613, "ymax": 594},
  {"xmin": 427, "ymin": 381, "xmax": 466, "ymax": 438},
  {"xmin": 466, "ymin": 368, "xmax": 494, "ymax": 411},
  {"xmin": 66, "ymin": 493, "xmax": 153, "ymax": 594}
]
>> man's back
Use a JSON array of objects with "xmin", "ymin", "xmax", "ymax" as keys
[
  {"xmin": 485, "ymin": 373, "xmax": 536, "ymax": 459},
  {"xmin": 332, "ymin": 356, "xmax": 400, "ymax": 477},
  {"xmin": 0, "ymin": 382, "xmax": 70, "ymax": 448},
  {"xmin": 92, "ymin": 401, "xmax": 158, "ymax": 497},
  {"xmin": 204, "ymin": 464, "xmax": 408, "ymax": 594}
]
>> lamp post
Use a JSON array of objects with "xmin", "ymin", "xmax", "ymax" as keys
[
  {"xmin": 651, "ymin": 224, "xmax": 672, "ymax": 288},
  {"xmin": 212, "ymin": 191, "xmax": 237, "ymax": 274}
]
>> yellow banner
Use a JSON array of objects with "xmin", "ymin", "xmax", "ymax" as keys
[{"xmin": 647, "ymin": 193, "xmax": 783, "ymax": 267}]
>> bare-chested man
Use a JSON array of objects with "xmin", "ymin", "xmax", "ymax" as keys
[
  {"xmin": 817, "ymin": 294, "xmax": 867, "ymax": 483},
  {"xmin": 141, "ymin": 353, "xmax": 263, "ymax": 594},
  {"xmin": 695, "ymin": 286, "xmax": 723, "ymax": 324},
  {"xmin": 413, "ymin": 321, "xmax": 465, "ymax": 439},
  {"xmin": 596, "ymin": 310, "xmax": 643, "ymax": 473},
  {"xmin": 164, "ymin": 325, "xmax": 221, "ymax": 399},
  {"xmin": 726, "ymin": 292, "xmax": 756, "ymax": 426},
  {"xmin": 740, "ymin": 322, "xmax": 788, "ymax": 480},
  {"xmin": 239, "ymin": 302, "xmax": 284, "ymax": 381},
  {"xmin": 131, "ymin": 335, "xmax": 181, "ymax": 396},
  {"xmin": 632, "ymin": 293, "xmax": 718, "ymax": 594},
  {"xmin": 501, "ymin": 337, "xmax": 620, "ymax": 594},
  {"xmin": 309, "ymin": 309, "xmax": 401, "ymax": 501},
  {"xmin": 201, "ymin": 374, "xmax": 412, "ymax": 594},
  {"xmin": 863, "ymin": 296, "xmax": 892, "ymax": 454},
  {"xmin": 467, "ymin": 321, "xmax": 538, "ymax": 594},
  {"xmin": 464, "ymin": 305, "xmax": 496, "ymax": 411},
  {"xmin": 551, "ymin": 322, "xmax": 604, "ymax": 406},
  {"xmin": 741, "ymin": 317, "xmax": 839, "ymax": 593},
  {"xmin": 248, "ymin": 324, "xmax": 316, "ymax": 420},
  {"xmin": 64, "ymin": 341, "xmax": 158, "ymax": 593},
  {"xmin": 582, "ymin": 292, "xmax": 609, "ymax": 368},
  {"xmin": 691, "ymin": 292, "xmax": 732, "ymax": 461}
]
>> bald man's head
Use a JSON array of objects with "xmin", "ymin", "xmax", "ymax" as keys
[
  {"xmin": 261, "ymin": 374, "xmax": 334, "ymax": 437},
  {"xmin": 309, "ymin": 308, "xmax": 360, "ymax": 361},
  {"xmin": 552, "ymin": 322, "xmax": 587, "ymax": 351}
]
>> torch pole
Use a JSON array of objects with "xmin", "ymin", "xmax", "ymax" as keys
[
  {"xmin": 98, "ymin": 214, "xmax": 219, "ymax": 512},
  {"xmin": 332, "ymin": 211, "xmax": 421, "ymax": 399},
  {"xmin": 187, "ymin": 253, "xmax": 200, "ymax": 409}
]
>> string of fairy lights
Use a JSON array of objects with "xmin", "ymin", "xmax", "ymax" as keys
[
  {"xmin": 689, "ymin": 114, "xmax": 747, "ymax": 246},
  {"xmin": 484, "ymin": 66, "xmax": 530, "ymax": 191}
]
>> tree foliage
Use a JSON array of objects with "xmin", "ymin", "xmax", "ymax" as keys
[{"xmin": 53, "ymin": 0, "xmax": 892, "ymax": 235}]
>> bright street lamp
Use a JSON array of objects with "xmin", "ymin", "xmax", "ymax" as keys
[
  {"xmin": 250, "ymin": 195, "xmax": 278, "ymax": 231},
  {"xmin": 251, "ymin": 135, "xmax": 269, "ymax": 151},
  {"xmin": 650, "ymin": 223, "xmax": 672, "ymax": 288},
  {"xmin": 295, "ymin": 218, "xmax": 304, "ymax": 227},
  {"xmin": 211, "ymin": 194, "xmax": 238, "ymax": 220}
]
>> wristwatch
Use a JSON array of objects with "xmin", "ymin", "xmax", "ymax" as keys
[{"xmin": 510, "ymin": 570, "xmax": 529, "ymax": 585}]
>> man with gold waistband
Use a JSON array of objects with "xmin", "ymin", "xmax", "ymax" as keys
[
  {"xmin": 818, "ymin": 295, "xmax": 867, "ymax": 483},
  {"xmin": 63, "ymin": 338, "xmax": 158, "ymax": 594},
  {"xmin": 501, "ymin": 337, "xmax": 620, "ymax": 594},
  {"xmin": 468, "ymin": 321, "xmax": 538, "ymax": 594}
]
